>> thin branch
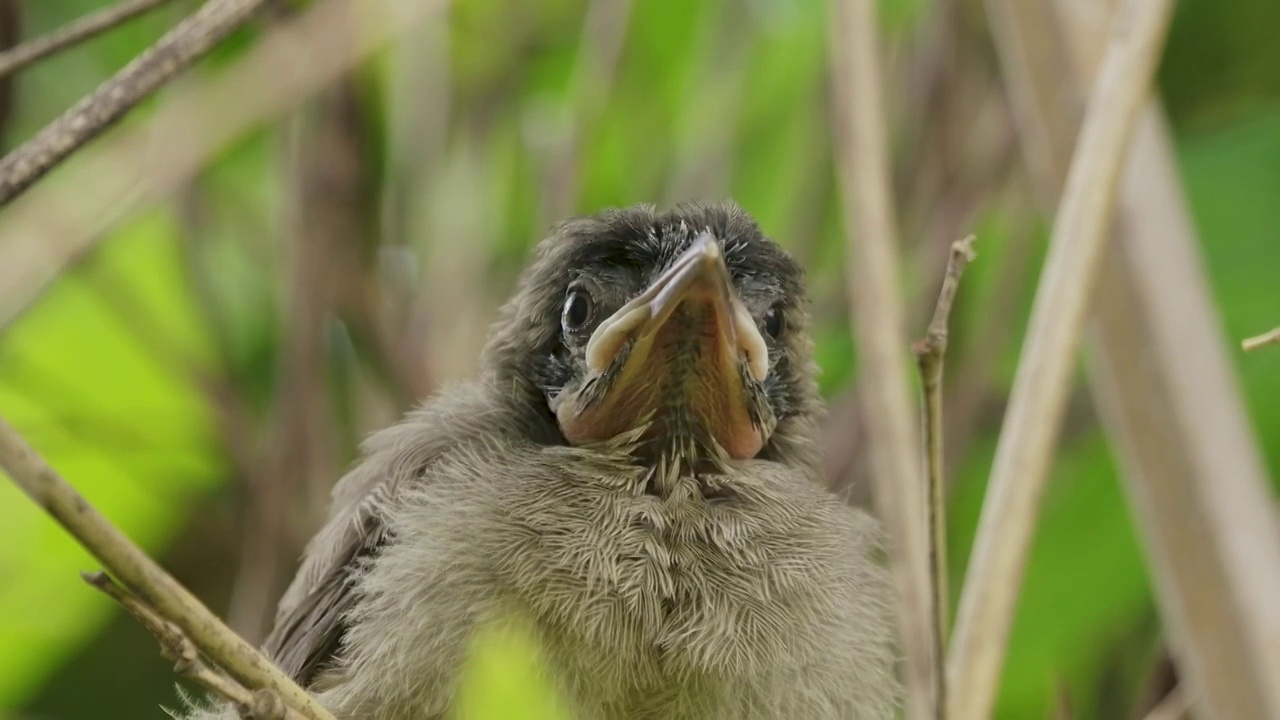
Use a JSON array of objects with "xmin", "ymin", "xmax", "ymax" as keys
[
  {"xmin": 0, "ymin": 0, "xmax": 175, "ymax": 79},
  {"xmin": 0, "ymin": 0, "xmax": 450, "ymax": 334},
  {"xmin": 911, "ymin": 233, "xmax": 976, "ymax": 715},
  {"xmin": 827, "ymin": 0, "xmax": 935, "ymax": 716},
  {"xmin": 946, "ymin": 0, "xmax": 1178, "ymax": 716},
  {"xmin": 0, "ymin": 0, "xmax": 270, "ymax": 206},
  {"xmin": 0, "ymin": 416, "xmax": 334, "ymax": 720},
  {"xmin": 1242, "ymin": 326, "xmax": 1280, "ymax": 352},
  {"xmin": 82, "ymin": 571, "xmax": 299, "ymax": 720}
]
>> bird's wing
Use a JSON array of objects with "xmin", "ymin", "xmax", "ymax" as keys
[
  {"xmin": 260, "ymin": 383, "xmax": 541, "ymax": 686},
  {"xmin": 260, "ymin": 429, "xmax": 407, "ymax": 685}
]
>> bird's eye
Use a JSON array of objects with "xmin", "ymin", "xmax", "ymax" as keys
[
  {"xmin": 763, "ymin": 304, "xmax": 785, "ymax": 339},
  {"xmin": 562, "ymin": 289, "xmax": 595, "ymax": 334}
]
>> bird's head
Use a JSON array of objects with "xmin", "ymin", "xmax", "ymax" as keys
[{"xmin": 482, "ymin": 202, "xmax": 823, "ymax": 476}]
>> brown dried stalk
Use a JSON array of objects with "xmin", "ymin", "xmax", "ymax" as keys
[
  {"xmin": 911, "ymin": 233, "xmax": 976, "ymax": 714},
  {"xmin": 0, "ymin": 0, "xmax": 449, "ymax": 333},
  {"xmin": 82, "ymin": 571, "xmax": 302, "ymax": 720},
  {"xmin": 984, "ymin": 0, "xmax": 1280, "ymax": 715},
  {"xmin": 0, "ymin": 417, "xmax": 334, "ymax": 720},
  {"xmin": 827, "ymin": 0, "xmax": 935, "ymax": 715},
  {"xmin": 0, "ymin": 0, "xmax": 270, "ymax": 205},
  {"xmin": 945, "ymin": 0, "xmax": 1178, "ymax": 716},
  {"xmin": 0, "ymin": 0, "xmax": 175, "ymax": 79}
]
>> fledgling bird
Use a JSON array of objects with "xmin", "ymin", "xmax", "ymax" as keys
[{"xmin": 188, "ymin": 202, "xmax": 899, "ymax": 719}]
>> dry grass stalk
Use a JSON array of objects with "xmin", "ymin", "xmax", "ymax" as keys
[
  {"xmin": 982, "ymin": 0, "xmax": 1280, "ymax": 715},
  {"xmin": 0, "ymin": 0, "xmax": 176, "ymax": 79},
  {"xmin": 827, "ymin": 0, "xmax": 936, "ymax": 715},
  {"xmin": 945, "ymin": 0, "xmax": 1178, "ymax": 716}
]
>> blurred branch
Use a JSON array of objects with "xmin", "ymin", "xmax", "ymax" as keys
[
  {"xmin": 983, "ymin": 0, "xmax": 1280, "ymax": 715},
  {"xmin": 379, "ymin": 13, "xmax": 448, "ymax": 401},
  {"xmin": 946, "ymin": 0, "xmax": 1177, "ymax": 716},
  {"xmin": 0, "ymin": 0, "xmax": 18, "ymax": 141},
  {"xmin": 0, "ymin": 0, "xmax": 176, "ymax": 79},
  {"xmin": 1143, "ymin": 687, "xmax": 1191, "ymax": 720},
  {"xmin": 0, "ymin": 0, "xmax": 449, "ymax": 334},
  {"xmin": 540, "ymin": 0, "xmax": 633, "ymax": 221},
  {"xmin": 661, "ymin": 0, "xmax": 746, "ymax": 206},
  {"xmin": 1242, "ymin": 326, "xmax": 1280, "ymax": 352},
  {"xmin": 0, "ymin": 0, "xmax": 269, "ymax": 206},
  {"xmin": 0, "ymin": 416, "xmax": 333, "ymax": 720},
  {"xmin": 228, "ymin": 76, "xmax": 368, "ymax": 641},
  {"xmin": 82, "ymin": 571, "xmax": 301, "ymax": 720},
  {"xmin": 911, "ymin": 233, "xmax": 976, "ymax": 711},
  {"xmin": 827, "ymin": 0, "xmax": 935, "ymax": 716}
]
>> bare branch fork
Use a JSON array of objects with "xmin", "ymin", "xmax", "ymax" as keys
[
  {"xmin": 911, "ymin": 233, "xmax": 977, "ymax": 715},
  {"xmin": 82, "ymin": 571, "xmax": 301, "ymax": 720},
  {"xmin": 0, "ymin": 0, "xmax": 176, "ymax": 79},
  {"xmin": 0, "ymin": 0, "xmax": 271, "ymax": 206},
  {"xmin": 0, "ymin": 417, "xmax": 335, "ymax": 720}
]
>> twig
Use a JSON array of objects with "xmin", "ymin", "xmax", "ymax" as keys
[
  {"xmin": 945, "ymin": 0, "xmax": 1178, "ymax": 716},
  {"xmin": 0, "ymin": 0, "xmax": 270, "ymax": 206},
  {"xmin": 1242, "ymin": 326, "xmax": 1280, "ymax": 352},
  {"xmin": 827, "ymin": 0, "xmax": 935, "ymax": 716},
  {"xmin": 910, "ymin": 233, "xmax": 976, "ymax": 714},
  {"xmin": 0, "ymin": 0, "xmax": 175, "ymax": 79},
  {"xmin": 0, "ymin": 416, "xmax": 334, "ymax": 720},
  {"xmin": 82, "ymin": 571, "xmax": 299, "ymax": 720},
  {"xmin": 0, "ymin": 0, "xmax": 450, "ymax": 334}
]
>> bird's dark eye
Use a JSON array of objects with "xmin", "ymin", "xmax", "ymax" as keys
[
  {"xmin": 763, "ymin": 304, "xmax": 785, "ymax": 339},
  {"xmin": 562, "ymin": 289, "xmax": 595, "ymax": 333}
]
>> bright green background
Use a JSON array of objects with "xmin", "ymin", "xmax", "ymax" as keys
[{"xmin": 1, "ymin": 0, "xmax": 1277, "ymax": 717}]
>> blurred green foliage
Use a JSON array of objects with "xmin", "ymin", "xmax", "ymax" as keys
[
  {"xmin": 1, "ymin": 0, "xmax": 1277, "ymax": 718},
  {"xmin": 453, "ymin": 614, "xmax": 570, "ymax": 720}
]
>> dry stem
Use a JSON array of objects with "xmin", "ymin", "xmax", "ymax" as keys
[
  {"xmin": 982, "ymin": 0, "xmax": 1280, "ymax": 714},
  {"xmin": 911, "ymin": 233, "xmax": 977, "ymax": 715},
  {"xmin": 0, "ymin": 0, "xmax": 175, "ymax": 79},
  {"xmin": 0, "ymin": 0, "xmax": 269, "ymax": 206},
  {"xmin": 0, "ymin": 417, "xmax": 334, "ymax": 720},
  {"xmin": 828, "ymin": 0, "xmax": 935, "ymax": 715},
  {"xmin": 1242, "ymin": 326, "xmax": 1280, "ymax": 352},
  {"xmin": 82, "ymin": 571, "xmax": 300, "ymax": 720},
  {"xmin": 945, "ymin": 0, "xmax": 1177, "ymax": 716},
  {"xmin": 0, "ymin": 0, "xmax": 449, "ymax": 333}
]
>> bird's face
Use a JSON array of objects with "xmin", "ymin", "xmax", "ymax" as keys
[
  {"xmin": 553, "ymin": 232, "xmax": 773, "ymax": 460},
  {"xmin": 485, "ymin": 203, "xmax": 821, "ymax": 473}
]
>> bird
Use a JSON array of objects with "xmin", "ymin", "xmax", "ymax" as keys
[{"xmin": 185, "ymin": 201, "xmax": 899, "ymax": 719}]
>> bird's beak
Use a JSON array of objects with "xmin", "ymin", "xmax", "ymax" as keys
[{"xmin": 558, "ymin": 234, "xmax": 770, "ymax": 459}]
